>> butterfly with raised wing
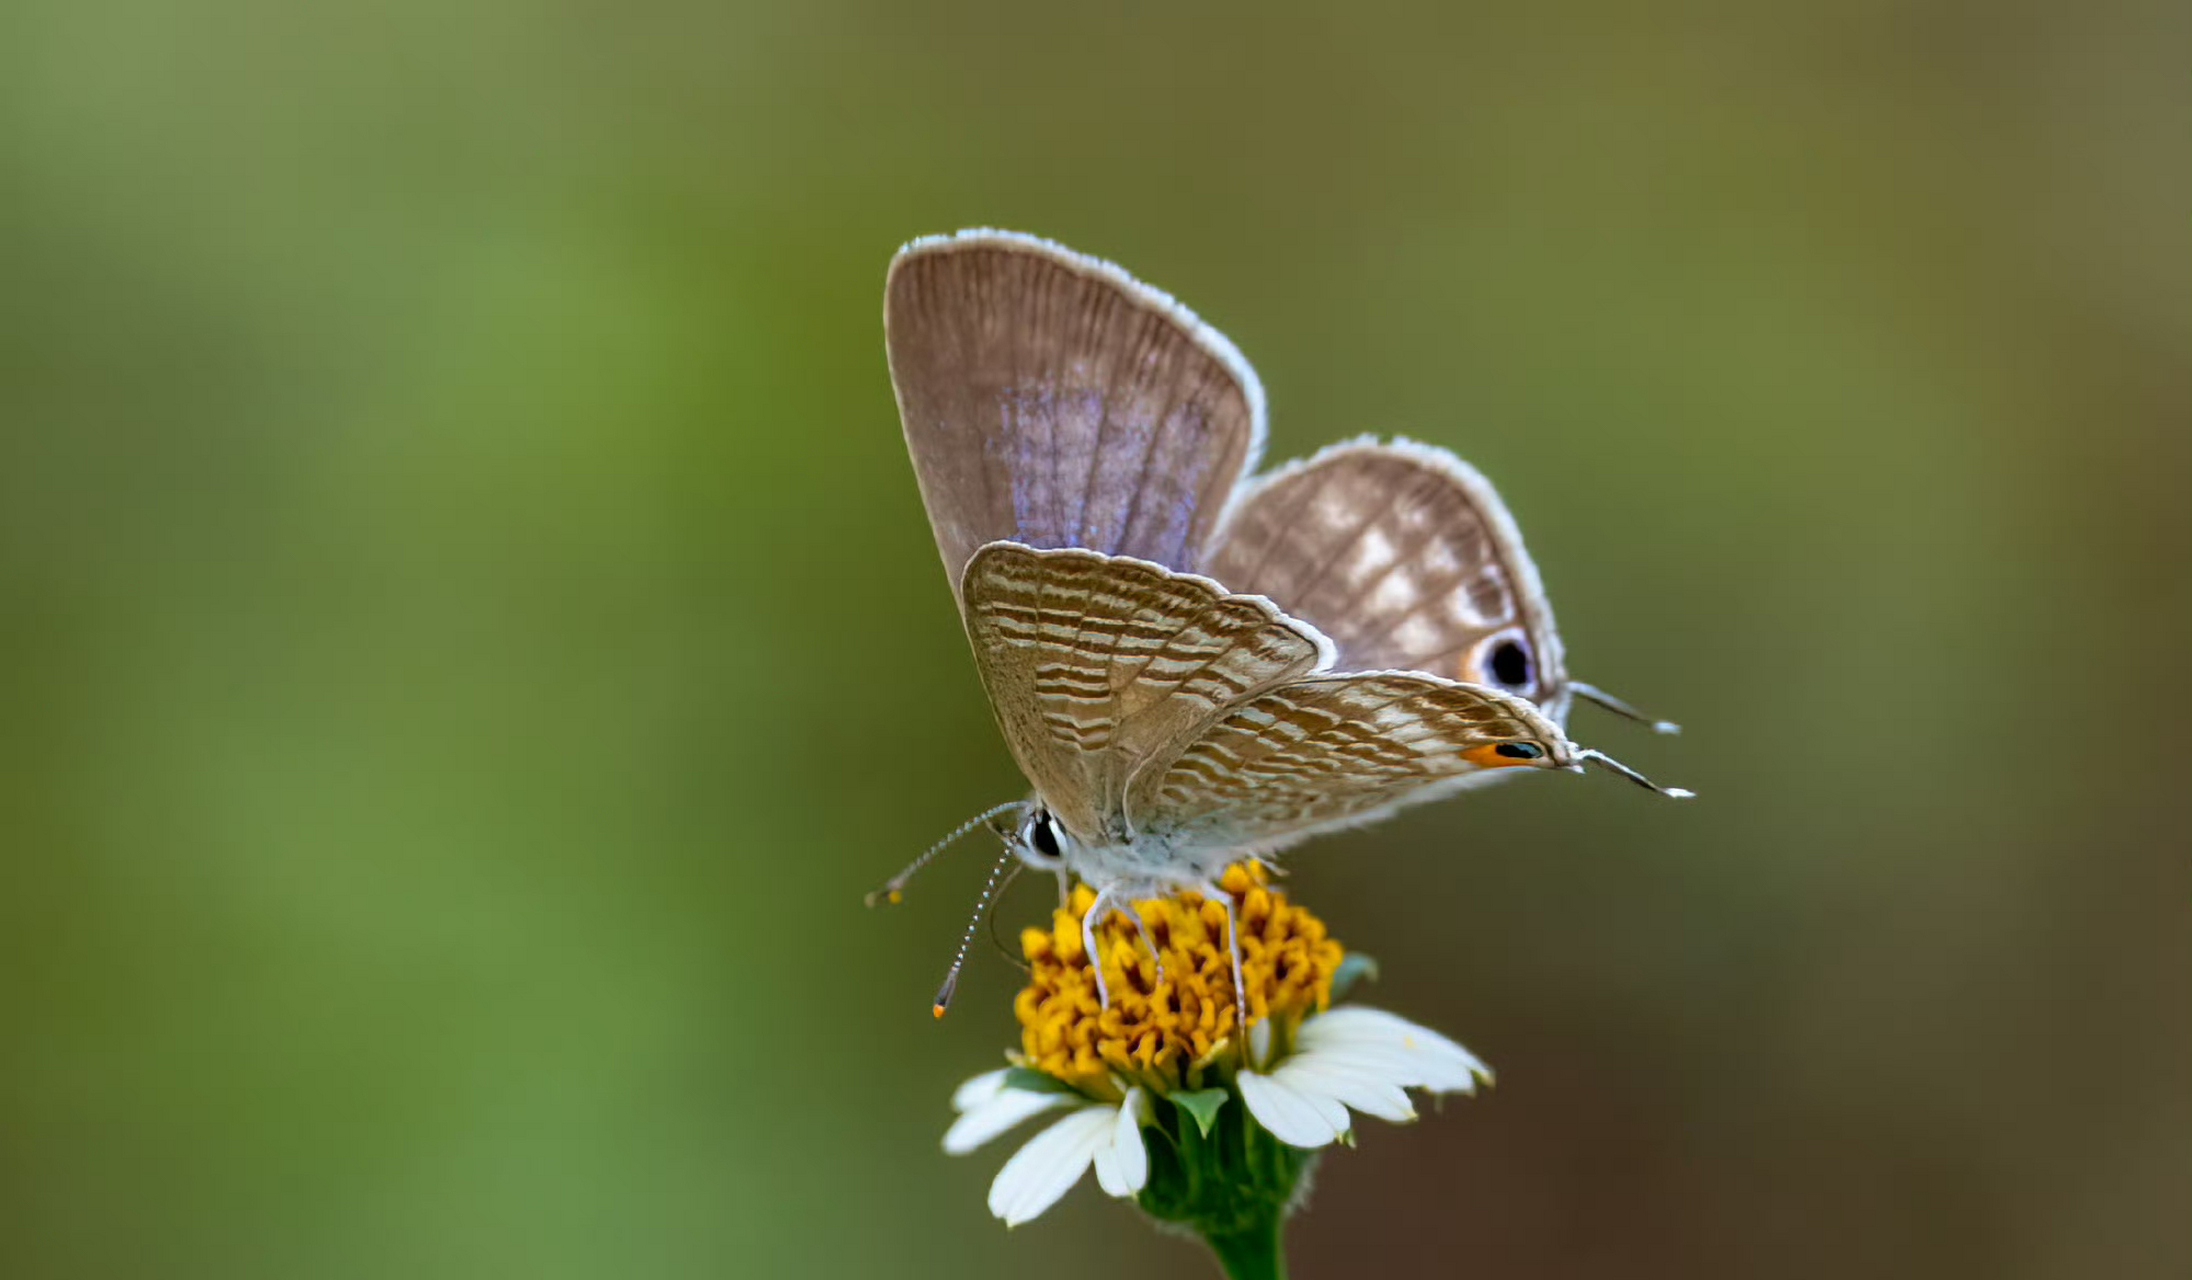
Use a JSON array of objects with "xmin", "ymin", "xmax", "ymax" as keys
[{"xmin": 877, "ymin": 229, "xmax": 1687, "ymax": 1013}]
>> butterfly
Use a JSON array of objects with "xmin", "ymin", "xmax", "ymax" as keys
[{"xmin": 876, "ymin": 229, "xmax": 1688, "ymax": 1013}]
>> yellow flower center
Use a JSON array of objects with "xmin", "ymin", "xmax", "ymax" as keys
[{"xmin": 1014, "ymin": 863, "xmax": 1345, "ymax": 1093}]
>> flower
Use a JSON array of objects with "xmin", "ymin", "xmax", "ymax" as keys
[{"xmin": 942, "ymin": 864, "xmax": 1493, "ymax": 1232}]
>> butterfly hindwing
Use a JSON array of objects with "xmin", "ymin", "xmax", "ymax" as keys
[
  {"xmin": 960, "ymin": 541, "xmax": 1330, "ymax": 845},
  {"xmin": 887, "ymin": 231, "xmax": 1265, "ymax": 594},
  {"xmin": 1202, "ymin": 438, "xmax": 1568, "ymax": 714},
  {"xmin": 1137, "ymin": 671, "xmax": 1567, "ymax": 851}
]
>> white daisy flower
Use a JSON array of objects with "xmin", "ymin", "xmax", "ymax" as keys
[
  {"xmin": 944, "ymin": 1070, "xmax": 1154, "ymax": 1227},
  {"xmin": 936, "ymin": 864, "xmax": 1495, "ymax": 1243}
]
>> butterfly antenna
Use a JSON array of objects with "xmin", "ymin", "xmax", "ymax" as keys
[
  {"xmin": 1571, "ymin": 682, "xmax": 1682, "ymax": 735},
  {"xmin": 1575, "ymin": 748, "xmax": 1696, "ymax": 799},
  {"xmin": 933, "ymin": 840, "xmax": 1020, "ymax": 1018},
  {"xmin": 986, "ymin": 859, "xmax": 1032, "ymax": 971},
  {"xmin": 865, "ymin": 801, "xmax": 1024, "ymax": 908}
]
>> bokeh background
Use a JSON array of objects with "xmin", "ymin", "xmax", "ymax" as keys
[{"xmin": 3, "ymin": 1, "xmax": 2185, "ymax": 1276}]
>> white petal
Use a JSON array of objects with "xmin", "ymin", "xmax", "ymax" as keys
[
  {"xmin": 952, "ymin": 1068, "xmax": 1011, "ymax": 1113},
  {"xmin": 987, "ymin": 1105, "xmax": 1116, "ymax": 1226},
  {"xmin": 1288, "ymin": 1043, "xmax": 1461, "ymax": 1095},
  {"xmin": 1302, "ymin": 1007, "xmax": 1484, "ymax": 1067},
  {"xmin": 1276, "ymin": 1057, "xmax": 1417, "ymax": 1124},
  {"xmin": 1248, "ymin": 1016, "xmax": 1273, "ymax": 1068},
  {"xmin": 1300, "ymin": 1007, "xmax": 1491, "ymax": 1093},
  {"xmin": 944, "ymin": 1088, "xmax": 1073, "ymax": 1155},
  {"xmin": 1091, "ymin": 1087, "xmax": 1150, "ymax": 1196},
  {"xmin": 1281, "ymin": 1068, "xmax": 1353, "ymax": 1133},
  {"xmin": 1237, "ymin": 1068, "xmax": 1346, "ymax": 1148},
  {"xmin": 1091, "ymin": 1141, "xmax": 1128, "ymax": 1197}
]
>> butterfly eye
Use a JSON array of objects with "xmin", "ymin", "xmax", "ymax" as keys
[
  {"xmin": 1024, "ymin": 810, "xmax": 1064, "ymax": 860},
  {"xmin": 1487, "ymin": 637, "xmax": 1534, "ymax": 692},
  {"xmin": 1493, "ymin": 741, "xmax": 1545, "ymax": 761}
]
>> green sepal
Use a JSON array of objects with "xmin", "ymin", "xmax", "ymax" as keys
[
  {"xmin": 1168, "ymin": 1088, "xmax": 1230, "ymax": 1138},
  {"xmin": 1328, "ymin": 952, "xmax": 1379, "ymax": 1003},
  {"xmin": 1000, "ymin": 1066, "xmax": 1076, "ymax": 1095},
  {"xmin": 1137, "ymin": 1079, "xmax": 1318, "ymax": 1280}
]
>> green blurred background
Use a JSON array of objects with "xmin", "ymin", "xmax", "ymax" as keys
[{"xmin": 3, "ymin": 1, "xmax": 2185, "ymax": 1276}]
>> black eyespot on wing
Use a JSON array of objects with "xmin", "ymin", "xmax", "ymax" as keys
[
  {"xmin": 1029, "ymin": 812, "xmax": 1062, "ymax": 858},
  {"xmin": 1493, "ymin": 742, "xmax": 1545, "ymax": 761},
  {"xmin": 1489, "ymin": 638, "xmax": 1533, "ymax": 690}
]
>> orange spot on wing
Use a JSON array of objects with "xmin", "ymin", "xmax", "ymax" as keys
[{"xmin": 1461, "ymin": 743, "xmax": 1534, "ymax": 771}]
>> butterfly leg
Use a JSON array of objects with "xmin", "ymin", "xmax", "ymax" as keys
[
  {"xmin": 1080, "ymin": 884, "xmax": 1120, "ymax": 1010},
  {"xmin": 1197, "ymin": 880, "xmax": 1248, "ymax": 1031}
]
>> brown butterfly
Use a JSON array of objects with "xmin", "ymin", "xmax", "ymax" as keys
[{"xmin": 878, "ymin": 230, "xmax": 1687, "ymax": 1011}]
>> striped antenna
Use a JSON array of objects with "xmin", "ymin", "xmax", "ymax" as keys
[
  {"xmin": 1571, "ymin": 682, "xmax": 1682, "ymax": 735},
  {"xmin": 1576, "ymin": 748, "xmax": 1695, "ymax": 799},
  {"xmin": 933, "ymin": 841, "xmax": 1020, "ymax": 1018},
  {"xmin": 865, "ymin": 801, "xmax": 1023, "ymax": 908},
  {"xmin": 985, "ymin": 860, "xmax": 1032, "ymax": 970}
]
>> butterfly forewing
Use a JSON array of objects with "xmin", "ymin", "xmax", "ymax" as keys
[
  {"xmin": 1203, "ymin": 439, "xmax": 1567, "ymax": 709},
  {"xmin": 887, "ymin": 231, "xmax": 1263, "ymax": 593},
  {"xmin": 1140, "ymin": 672, "xmax": 1565, "ymax": 850},
  {"xmin": 960, "ymin": 541, "xmax": 1330, "ymax": 845}
]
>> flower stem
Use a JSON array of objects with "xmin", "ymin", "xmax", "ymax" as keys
[
  {"xmin": 1201, "ymin": 1216, "xmax": 1286, "ymax": 1280},
  {"xmin": 1140, "ymin": 1091, "xmax": 1304, "ymax": 1279}
]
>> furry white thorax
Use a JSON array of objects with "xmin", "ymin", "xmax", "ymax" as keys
[
  {"xmin": 1008, "ymin": 800, "xmax": 1255, "ymax": 899},
  {"xmin": 1058, "ymin": 832, "xmax": 1238, "ymax": 898}
]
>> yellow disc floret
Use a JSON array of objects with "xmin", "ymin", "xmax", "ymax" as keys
[{"xmin": 1014, "ymin": 863, "xmax": 1345, "ymax": 1094}]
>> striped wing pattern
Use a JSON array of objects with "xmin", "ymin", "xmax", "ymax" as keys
[
  {"xmin": 1204, "ymin": 439, "xmax": 1563, "ymax": 701},
  {"xmin": 1144, "ymin": 674, "xmax": 1560, "ymax": 847},
  {"xmin": 961, "ymin": 542, "xmax": 1329, "ymax": 844}
]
